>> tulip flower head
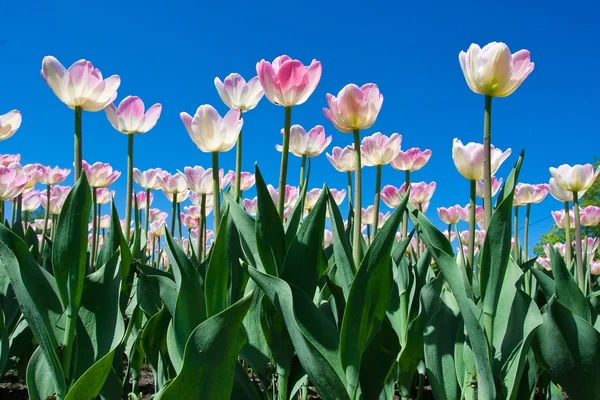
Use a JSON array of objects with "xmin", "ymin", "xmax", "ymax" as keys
[
  {"xmin": 0, "ymin": 166, "xmax": 29, "ymax": 201},
  {"xmin": 22, "ymin": 190, "xmax": 41, "ymax": 212},
  {"xmin": 105, "ymin": 96, "xmax": 162, "ymax": 134},
  {"xmin": 476, "ymin": 177, "xmax": 503, "ymax": 198},
  {"xmin": 537, "ymin": 257, "xmax": 551, "ymax": 271},
  {"xmin": 304, "ymin": 188, "xmax": 322, "ymax": 211},
  {"xmin": 41, "ymin": 185, "xmax": 71, "ymax": 215},
  {"xmin": 162, "ymin": 189, "xmax": 189, "ymax": 203},
  {"xmin": 184, "ymin": 206, "xmax": 201, "ymax": 219},
  {"xmin": 267, "ymin": 185, "xmax": 298, "ymax": 209},
  {"xmin": 181, "ymin": 212, "xmax": 199, "ymax": 229},
  {"xmin": 438, "ymin": 205, "xmax": 463, "ymax": 225},
  {"xmin": 549, "ymin": 164, "xmax": 600, "ymax": 193},
  {"xmin": 214, "ymin": 73, "xmax": 264, "ymax": 111},
  {"xmin": 181, "ymin": 105, "xmax": 243, "ymax": 153},
  {"xmin": 12, "ymin": 164, "xmax": 43, "ymax": 190},
  {"xmin": 82, "ymin": 161, "xmax": 121, "ymax": 188},
  {"xmin": 580, "ymin": 206, "xmax": 600, "ymax": 227},
  {"xmin": 41, "ymin": 56, "xmax": 120, "ymax": 111},
  {"xmin": 0, "ymin": 154, "xmax": 21, "ymax": 167},
  {"xmin": 513, "ymin": 183, "xmax": 550, "ymax": 206},
  {"xmin": 158, "ymin": 171, "xmax": 188, "ymax": 194},
  {"xmin": 230, "ymin": 172, "xmax": 255, "ymax": 192},
  {"xmin": 0, "ymin": 110, "xmax": 22, "ymax": 141},
  {"xmin": 275, "ymin": 125, "xmax": 332, "ymax": 158},
  {"xmin": 96, "ymin": 188, "xmax": 115, "ymax": 205},
  {"xmin": 326, "ymin": 145, "xmax": 357, "ymax": 172},
  {"xmin": 548, "ymin": 178, "xmax": 585, "ymax": 203},
  {"xmin": 361, "ymin": 206, "xmax": 376, "ymax": 225},
  {"xmin": 590, "ymin": 261, "xmax": 600, "ymax": 276},
  {"xmin": 133, "ymin": 168, "xmax": 163, "ymax": 190},
  {"xmin": 243, "ymin": 197, "xmax": 258, "ymax": 217},
  {"xmin": 458, "ymin": 42, "xmax": 534, "ymax": 98},
  {"xmin": 460, "ymin": 204, "xmax": 484, "ymax": 223},
  {"xmin": 391, "ymin": 148, "xmax": 432, "ymax": 172},
  {"xmin": 184, "ymin": 166, "xmax": 233, "ymax": 195},
  {"xmin": 408, "ymin": 181, "xmax": 436, "ymax": 205},
  {"xmin": 330, "ymin": 188, "xmax": 347, "ymax": 205},
  {"xmin": 134, "ymin": 191, "xmax": 153, "ymax": 208},
  {"xmin": 323, "ymin": 84, "xmax": 383, "ymax": 133},
  {"xmin": 324, "ymin": 229, "xmax": 333, "ymax": 248},
  {"xmin": 452, "ymin": 139, "xmax": 511, "ymax": 181},
  {"xmin": 35, "ymin": 219, "xmax": 51, "ymax": 232},
  {"xmin": 39, "ymin": 166, "xmax": 71, "ymax": 186},
  {"xmin": 256, "ymin": 55, "xmax": 322, "ymax": 107},
  {"xmin": 149, "ymin": 209, "xmax": 168, "ymax": 223},
  {"xmin": 361, "ymin": 133, "xmax": 402, "ymax": 166},
  {"xmin": 551, "ymin": 209, "xmax": 575, "ymax": 229},
  {"xmin": 544, "ymin": 243, "xmax": 566, "ymax": 258},
  {"xmin": 150, "ymin": 220, "xmax": 167, "ymax": 237}
]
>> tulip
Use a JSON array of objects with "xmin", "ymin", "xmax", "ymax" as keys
[
  {"xmin": 324, "ymin": 229, "xmax": 333, "ymax": 248},
  {"xmin": 181, "ymin": 212, "xmax": 199, "ymax": 230},
  {"xmin": 581, "ymin": 206, "xmax": 600, "ymax": 227},
  {"xmin": 96, "ymin": 188, "xmax": 114, "ymax": 205},
  {"xmin": 157, "ymin": 171, "xmax": 187, "ymax": 236},
  {"xmin": 229, "ymin": 171, "xmax": 255, "ymax": 193},
  {"xmin": 243, "ymin": 197, "xmax": 258, "ymax": 217},
  {"xmin": 590, "ymin": 261, "xmax": 600, "ymax": 276},
  {"xmin": 151, "ymin": 220, "xmax": 167, "ymax": 237},
  {"xmin": 135, "ymin": 191, "xmax": 152, "ymax": 208},
  {"xmin": 0, "ymin": 166, "xmax": 28, "ymax": 204},
  {"xmin": 35, "ymin": 218, "xmax": 51, "ymax": 232},
  {"xmin": 0, "ymin": 154, "xmax": 20, "ymax": 167},
  {"xmin": 304, "ymin": 188, "xmax": 322, "ymax": 211},
  {"xmin": 444, "ymin": 230, "xmax": 457, "ymax": 243},
  {"xmin": 327, "ymin": 145, "xmax": 357, "ymax": 209},
  {"xmin": 183, "ymin": 166, "xmax": 233, "ymax": 195},
  {"xmin": 362, "ymin": 206, "xmax": 376, "ymax": 225},
  {"xmin": 267, "ymin": 185, "xmax": 299, "ymax": 210},
  {"xmin": 22, "ymin": 190, "xmax": 41, "ymax": 212},
  {"xmin": 133, "ymin": 168, "xmax": 163, "ymax": 190},
  {"xmin": 551, "ymin": 209, "xmax": 575, "ymax": 230},
  {"xmin": 39, "ymin": 166, "xmax": 71, "ymax": 186},
  {"xmin": 323, "ymin": 83, "xmax": 383, "ymax": 134},
  {"xmin": 407, "ymin": 182, "xmax": 436, "ymax": 205},
  {"xmin": 543, "ymin": 243, "xmax": 566, "ymax": 258},
  {"xmin": 452, "ymin": 139, "xmax": 511, "ymax": 181},
  {"xmin": 475, "ymin": 177, "xmax": 503, "ymax": 199},
  {"xmin": 460, "ymin": 205, "xmax": 483, "ymax": 223},
  {"xmin": 149, "ymin": 209, "xmax": 168, "ymax": 223},
  {"xmin": 40, "ymin": 185, "xmax": 70, "ymax": 215},
  {"xmin": 438, "ymin": 205, "xmax": 463, "ymax": 225},
  {"xmin": 82, "ymin": 161, "xmax": 121, "ymax": 188},
  {"xmin": 0, "ymin": 110, "xmax": 22, "ymax": 141},
  {"xmin": 537, "ymin": 257, "xmax": 551, "ymax": 271},
  {"xmin": 391, "ymin": 148, "xmax": 432, "ymax": 172},
  {"xmin": 41, "ymin": 56, "xmax": 120, "ymax": 187},
  {"xmin": 514, "ymin": 183, "xmax": 550, "ymax": 269},
  {"xmin": 330, "ymin": 189, "xmax": 347, "ymax": 206}
]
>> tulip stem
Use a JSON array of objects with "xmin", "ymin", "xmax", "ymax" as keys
[
  {"xmin": 235, "ymin": 128, "xmax": 243, "ymax": 201},
  {"xmin": 10, "ymin": 199, "xmax": 15, "ymax": 226},
  {"xmin": 513, "ymin": 206, "xmax": 519, "ymax": 262},
  {"xmin": 145, "ymin": 189, "xmax": 151, "ymax": 238},
  {"xmin": 299, "ymin": 155, "xmax": 307, "ymax": 188},
  {"xmin": 198, "ymin": 194, "xmax": 206, "ymax": 262},
  {"xmin": 402, "ymin": 171, "xmax": 410, "ymax": 240},
  {"xmin": 40, "ymin": 185, "xmax": 51, "ymax": 261},
  {"xmin": 151, "ymin": 237, "xmax": 156, "ymax": 267},
  {"xmin": 482, "ymin": 95, "xmax": 493, "ymax": 230},
  {"xmin": 212, "ymin": 152, "xmax": 221, "ymax": 236},
  {"xmin": 0, "ymin": 201, "xmax": 3, "ymax": 224},
  {"xmin": 572, "ymin": 191, "xmax": 585, "ymax": 292},
  {"xmin": 447, "ymin": 224, "xmax": 452, "ymax": 242},
  {"xmin": 177, "ymin": 202, "xmax": 183, "ymax": 239},
  {"xmin": 373, "ymin": 165, "xmax": 382, "ymax": 235},
  {"xmin": 277, "ymin": 106, "xmax": 292, "ymax": 219},
  {"xmin": 346, "ymin": 171, "xmax": 353, "ymax": 210},
  {"xmin": 96, "ymin": 203, "xmax": 102, "ymax": 256},
  {"xmin": 61, "ymin": 308, "xmax": 77, "ymax": 384},
  {"xmin": 170, "ymin": 193, "xmax": 177, "ymax": 237},
  {"xmin": 125, "ymin": 134, "xmax": 134, "ymax": 242},
  {"xmin": 74, "ymin": 106, "xmax": 82, "ymax": 183},
  {"xmin": 524, "ymin": 203, "xmax": 531, "ymax": 295},
  {"xmin": 202, "ymin": 194, "xmax": 207, "ymax": 261},
  {"xmin": 352, "ymin": 129, "xmax": 362, "ymax": 270},
  {"xmin": 16, "ymin": 194, "xmax": 22, "ymax": 223},
  {"xmin": 91, "ymin": 188, "xmax": 98, "ymax": 270},
  {"xmin": 563, "ymin": 201, "xmax": 572, "ymax": 270},
  {"xmin": 467, "ymin": 180, "xmax": 476, "ymax": 284}
]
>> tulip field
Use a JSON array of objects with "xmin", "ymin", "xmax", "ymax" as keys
[{"xmin": 0, "ymin": 42, "xmax": 600, "ymax": 400}]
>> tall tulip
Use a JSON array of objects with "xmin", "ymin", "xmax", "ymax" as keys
[
  {"xmin": 323, "ymin": 83, "xmax": 383, "ymax": 271},
  {"xmin": 41, "ymin": 56, "xmax": 120, "ymax": 187},
  {"xmin": 551, "ymin": 163, "xmax": 600, "ymax": 291},
  {"xmin": 548, "ymin": 177, "xmax": 584, "ymax": 269},
  {"xmin": 215, "ymin": 73, "xmax": 263, "ymax": 200},
  {"xmin": 105, "ymin": 96, "xmax": 162, "ymax": 241},
  {"xmin": 438, "ymin": 205, "xmax": 463, "ymax": 239},
  {"xmin": 181, "ymin": 105, "xmax": 242, "ymax": 236},
  {"xmin": 326, "ymin": 145, "xmax": 357, "ymax": 208},
  {"xmin": 0, "ymin": 110, "xmax": 22, "ymax": 141},
  {"xmin": 158, "ymin": 171, "xmax": 188, "ymax": 237}
]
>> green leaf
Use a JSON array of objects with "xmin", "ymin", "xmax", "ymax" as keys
[
  {"xmin": 26, "ymin": 346, "xmax": 57, "ymax": 400},
  {"xmin": 530, "ymin": 267, "xmax": 555, "ymax": 301},
  {"xmin": 407, "ymin": 204, "xmax": 496, "ymax": 399},
  {"xmin": 240, "ymin": 282, "xmax": 271, "ymax": 387},
  {"xmin": 154, "ymin": 291, "xmax": 254, "ymax": 400},
  {"xmin": 254, "ymin": 165, "xmax": 285, "ymax": 276},
  {"xmin": 280, "ymin": 186, "xmax": 327, "ymax": 297},
  {"xmin": 0, "ymin": 224, "xmax": 66, "ymax": 398},
  {"xmin": 137, "ymin": 264, "xmax": 177, "ymax": 317},
  {"xmin": 326, "ymin": 187, "xmax": 355, "ymax": 300},
  {"xmin": 340, "ymin": 196, "xmax": 405, "ymax": 397},
  {"xmin": 533, "ymin": 296, "xmax": 600, "ymax": 399},
  {"xmin": 0, "ymin": 306, "xmax": 9, "ymax": 377},
  {"xmin": 246, "ymin": 267, "xmax": 349, "ymax": 400},
  {"xmin": 550, "ymin": 246, "xmax": 591, "ymax": 322},
  {"xmin": 140, "ymin": 307, "xmax": 173, "ymax": 392},
  {"xmin": 231, "ymin": 362, "xmax": 266, "ymax": 400},
  {"xmin": 284, "ymin": 164, "xmax": 309, "ymax": 247},
  {"xmin": 205, "ymin": 206, "xmax": 232, "ymax": 317}
]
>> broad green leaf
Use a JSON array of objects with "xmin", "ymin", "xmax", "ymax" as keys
[
  {"xmin": 340, "ymin": 197, "xmax": 405, "ymax": 397},
  {"xmin": 327, "ymin": 186, "xmax": 355, "ymax": 299},
  {"xmin": 154, "ymin": 291, "xmax": 254, "ymax": 400},
  {"xmin": 26, "ymin": 347, "xmax": 57, "ymax": 400},
  {"xmin": 530, "ymin": 267, "xmax": 555, "ymax": 301},
  {"xmin": 246, "ymin": 267, "xmax": 349, "ymax": 400},
  {"xmin": 254, "ymin": 165, "xmax": 285, "ymax": 276},
  {"xmin": 284, "ymin": 163, "xmax": 309, "ymax": 246},
  {"xmin": 231, "ymin": 362, "xmax": 266, "ymax": 400},
  {"xmin": 0, "ymin": 306, "xmax": 9, "ymax": 376},
  {"xmin": 533, "ymin": 296, "xmax": 600, "ymax": 399},
  {"xmin": 136, "ymin": 264, "xmax": 176, "ymax": 317},
  {"xmin": 240, "ymin": 282, "xmax": 271, "ymax": 386},
  {"xmin": 0, "ymin": 225, "xmax": 66, "ymax": 398},
  {"xmin": 407, "ymin": 204, "xmax": 496, "ymax": 399},
  {"xmin": 205, "ymin": 206, "xmax": 231, "ymax": 317},
  {"xmin": 140, "ymin": 307, "xmax": 173, "ymax": 392},
  {"xmin": 550, "ymin": 246, "xmax": 591, "ymax": 322},
  {"xmin": 64, "ymin": 346, "xmax": 121, "ymax": 400}
]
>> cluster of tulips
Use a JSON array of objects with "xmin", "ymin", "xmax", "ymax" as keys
[{"xmin": 0, "ymin": 40, "xmax": 598, "ymax": 400}]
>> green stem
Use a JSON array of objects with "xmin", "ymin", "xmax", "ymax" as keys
[
  {"xmin": 366, "ymin": 225, "xmax": 371, "ymax": 246},
  {"xmin": 157, "ymin": 240, "xmax": 161, "ymax": 269},
  {"xmin": 91, "ymin": 188, "xmax": 98, "ymax": 270},
  {"xmin": 482, "ymin": 95, "xmax": 493, "ymax": 229},
  {"xmin": 170, "ymin": 192, "xmax": 177, "ymax": 237},
  {"xmin": 151, "ymin": 237, "xmax": 156, "ymax": 267},
  {"xmin": 416, "ymin": 204, "xmax": 422, "ymax": 258},
  {"xmin": 513, "ymin": 206, "xmax": 519, "ymax": 262},
  {"xmin": 96, "ymin": 203, "xmax": 101, "ymax": 257},
  {"xmin": 352, "ymin": 129, "xmax": 362, "ymax": 270},
  {"xmin": 16, "ymin": 194, "xmax": 22, "ymax": 223},
  {"xmin": 212, "ymin": 152, "xmax": 221, "ymax": 236},
  {"xmin": 23, "ymin": 211, "xmax": 29, "ymax": 227},
  {"xmin": 125, "ymin": 134, "xmax": 134, "ymax": 242},
  {"xmin": 235, "ymin": 127, "xmax": 243, "ymax": 201},
  {"xmin": 299, "ymin": 155, "xmax": 307, "ymax": 188},
  {"xmin": 40, "ymin": 185, "xmax": 51, "ymax": 260},
  {"xmin": 373, "ymin": 164, "xmax": 382, "ymax": 235},
  {"xmin": 277, "ymin": 365, "xmax": 289, "ymax": 400},
  {"xmin": 573, "ymin": 191, "xmax": 585, "ymax": 292},
  {"xmin": 564, "ymin": 201, "xmax": 572, "ymax": 270},
  {"xmin": 10, "ymin": 198, "xmax": 15, "ymax": 226},
  {"xmin": 74, "ymin": 106, "xmax": 82, "ymax": 182},
  {"xmin": 346, "ymin": 171, "xmax": 353, "ymax": 210},
  {"xmin": 200, "ymin": 194, "xmax": 206, "ymax": 261},
  {"xmin": 447, "ymin": 224, "xmax": 452, "ymax": 242},
  {"xmin": 402, "ymin": 170, "xmax": 410, "ymax": 239},
  {"xmin": 467, "ymin": 180, "xmax": 476, "ymax": 284},
  {"xmin": 145, "ymin": 189, "xmax": 150, "ymax": 238},
  {"xmin": 524, "ymin": 203, "xmax": 531, "ymax": 295},
  {"xmin": 61, "ymin": 309, "xmax": 77, "ymax": 382},
  {"xmin": 0, "ymin": 201, "xmax": 3, "ymax": 224},
  {"xmin": 51, "ymin": 215, "xmax": 57, "ymax": 242},
  {"xmin": 177, "ymin": 202, "xmax": 182, "ymax": 239},
  {"xmin": 277, "ymin": 106, "xmax": 292, "ymax": 218}
]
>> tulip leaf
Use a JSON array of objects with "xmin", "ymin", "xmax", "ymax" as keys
[
  {"xmin": 326, "ymin": 187, "xmax": 355, "ymax": 300},
  {"xmin": 407, "ymin": 204, "xmax": 496, "ymax": 399},
  {"xmin": 340, "ymin": 197, "xmax": 405, "ymax": 397},
  {"xmin": 0, "ymin": 224, "xmax": 66, "ymax": 398},
  {"xmin": 533, "ymin": 296, "xmax": 600, "ymax": 399},
  {"xmin": 281, "ymin": 187, "xmax": 327, "ymax": 297},
  {"xmin": 246, "ymin": 266, "xmax": 349, "ymax": 399},
  {"xmin": 140, "ymin": 306, "xmax": 173, "ymax": 392},
  {"xmin": 154, "ymin": 291, "xmax": 254, "ymax": 400},
  {"xmin": 137, "ymin": 264, "xmax": 177, "ymax": 317},
  {"xmin": 205, "ymin": 206, "xmax": 232, "ymax": 317},
  {"xmin": 530, "ymin": 267, "xmax": 555, "ymax": 301},
  {"xmin": 26, "ymin": 346, "xmax": 57, "ymax": 400},
  {"xmin": 550, "ymin": 246, "xmax": 591, "ymax": 322},
  {"xmin": 284, "ymin": 162, "xmax": 309, "ymax": 246},
  {"xmin": 231, "ymin": 362, "xmax": 266, "ymax": 400}
]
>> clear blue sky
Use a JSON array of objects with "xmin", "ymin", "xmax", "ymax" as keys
[{"xmin": 1, "ymin": 0, "xmax": 598, "ymax": 249}]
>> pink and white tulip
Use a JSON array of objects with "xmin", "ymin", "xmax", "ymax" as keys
[
  {"xmin": 437, "ymin": 205, "xmax": 463, "ymax": 225},
  {"xmin": 214, "ymin": 73, "xmax": 264, "ymax": 111},
  {"xmin": 39, "ymin": 166, "xmax": 71, "ymax": 185},
  {"xmin": 460, "ymin": 204, "xmax": 484, "ymax": 223},
  {"xmin": 549, "ymin": 164, "xmax": 600, "ymax": 193},
  {"xmin": 476, "ymin": 177, "xmax": 503, "ymax": 198},
  {"xmin": 362, "ymin": 206, "xmax": 376, "ymax": 225},
  {"xmin": 243, "ymin": 197, "xmax": 258, "ymax": 217},
  {"xmin": 162, "ymin": 189, "xmax": 189, "ymax": 203},
  {"xmin": 150, "ymin": 221, "xmax": 167, "ymax": 237},
  {"xmin": 105, "ymin": 96, "xmax": 162, "ymax": 134},
  {"xmin": 134, "ymin": 191, "xmax": 153, "ymax": 207},
  {"xmin": 41, "ymin": 56, "xmax": 120, "ymax": 111},
  {"xmin": 391, "ymin": 148, "xmax": 432, "ymax": 172},
  {"xmin": 158, "ymin": 171, "xmax": 188, "ymax": 194},
  {"xmin": 590, "ymin": 261, "xmax": 600, "ymax": 276},
  {"xmin": 452, "ymin": 139, "xmax": 511, "ymax": 181},
  {"xmin": 304, "ymin": 188, "xmax": 322, "ymax": 210},
  {"xmin": 96, "ymin": 188, "xmax": 115, "ymax": 205},
  {"xmin": 229, "ymin": 172, "xmax": 255, "ymax": 191},
  {"xmin": 22, "ymin": 190, "xmax": 41, "ymax": 212},
  {"xmin": 548, "ymin": 178, "xmax": 585, "ymax": 202},
  {"xmin": 458, "ymin": 42, "xmax": 534, "ymax": 97},
  {"xmin": 133, "ymin": 168, "xmax": 163, "ymax": 190},
  {"xmin": 361, "ymin": 133, "xmax": 402, "ymax": 166},
  {"xmin": 181, "ymin": 213, "xmax": 199, "ymax": 229},
  {"xmin": 330, "ymin": 189, "xmax": 347, "ymax": 205},
  {"xmin": 181, "ymin": 105, "xmax": 243, "ymax": 153},
  {"xmin": 149, "ymin": 209, "xmax": 168, "ymax": 223},
  {"xmin": 580, "ymin": 206, "xmax": 600, "ymax": 227},
  {"xmin": 408, "ymin": 181, "xmax": 436, "ymax": 205},
  {"xmin": 256, "ymin": 55, "xmax": 321, "ymax": 107},
  {"xmin": 0, "ymin": 110, "xmax": 22, "ymax": 141},
  {"xmin": 323, "ymin": 84, "xmax": 383, "ymax": 133},
  {"xmin": 267, "ymin": 184, "xmax": 298, "ymax": 209},
  {"xmin": 551, "ymin": 209, "xmax": 575, "ymax": 229},
  {"xmin": 0, "ymin": 155, "xmax": 20, "ymax": 167},
  {"xmin": 0, "ymin": 166, "xmax": 29, "ymax": 201},
  {"xmin": 184, "ymin": 166, "xmax": 233, "ymax": 195},
  {"xmin": 275, "ymin": 125, "xmax": 331, "ymax": 157},
  {"xmin": 41, "ymin": 185, "xmax": 70, "ymax": 215},
  {"xmin": 324, "ymin": 229, "xmax": 333, "ymax": 248},
  {"xmin": 82, "ymin": 161, "xmax": 121, "ymax": 188},
  {"xmin": 326, "ymin": 145, "xmax": 357, "ymax": 172},
  {"xmin": 513, "ymin": 183, "xmax": 550, "ymax": 206}
]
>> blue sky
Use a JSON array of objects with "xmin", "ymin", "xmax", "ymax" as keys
[{"xmin": 1, "ymin": 0, "xmax": 598, "ymax": 249}]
